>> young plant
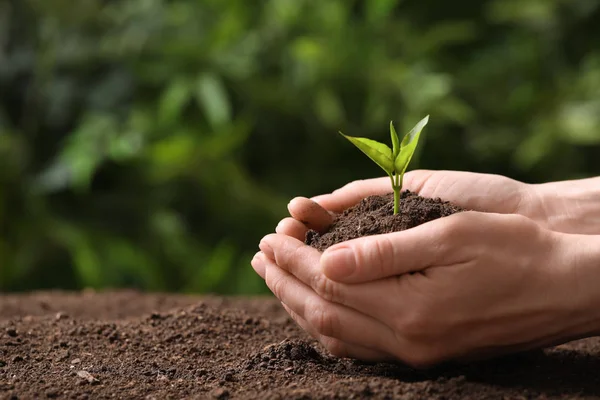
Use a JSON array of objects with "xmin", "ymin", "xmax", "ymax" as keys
[{"xmin": 339, "ymin": 115, "xmax": 429, "ymax": 215}]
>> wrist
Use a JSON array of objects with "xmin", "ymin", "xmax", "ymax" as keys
[{"xmin": 524, "ymin": 178, "xmax": 600, "ymax": 234}]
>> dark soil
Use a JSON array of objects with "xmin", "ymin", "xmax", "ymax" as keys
[
  {"xmin": 306, "ymin": 191, "xmax": 464, "ymax": 251},
  {"xmin": 2, "ymin": 291, "xmax": 600, "ymax": 399}
]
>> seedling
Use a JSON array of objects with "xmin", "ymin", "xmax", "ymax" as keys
[{"xmin": 339, "ymin": 116, "xmax": 429, "ymax": 215}]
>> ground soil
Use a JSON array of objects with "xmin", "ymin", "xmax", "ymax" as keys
[
  {"xmin": 306, "ymin": 191, "xmax": 463, "ymax": 251},
  {"xmin": 2, "ymin": 291, "xmax": 600, "ymax": 399}
]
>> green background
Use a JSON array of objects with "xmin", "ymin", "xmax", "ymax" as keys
[{"xmin": 1, "ymin": 0, "xmax": 599, "ymax": 294}]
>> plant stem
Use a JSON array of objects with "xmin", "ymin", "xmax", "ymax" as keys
[
  {"xmin": 393, "ymin": 186, "xmax": 399, "ymax": 215},
  {"xmin": 397, "ymin": 173, "xmax": 403, "ymax": 194},
  {"xmin": 390, "ymin": 173, "xmax": 401, "ymax": 215}
]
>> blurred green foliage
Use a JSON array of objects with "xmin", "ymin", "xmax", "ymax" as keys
[{"xmin": 1, "ymin": 0, "xmax": 599, "ymax": 293}]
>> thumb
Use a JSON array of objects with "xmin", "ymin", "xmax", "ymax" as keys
[
  {"xmin": 288, "ymin": 197, "xmax": 333, "ymax": 233},
  {"xmin": 310, "ymin": 170, "xmax": 437, "ymax": 214},
  {"xmin": 320, "ymin": 214, "xmax": 467, "ymax": 283}
]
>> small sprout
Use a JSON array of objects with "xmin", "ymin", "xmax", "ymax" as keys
[{"xmin": 339, "ymin": 115, "xmax": 429, "ymax": 215}]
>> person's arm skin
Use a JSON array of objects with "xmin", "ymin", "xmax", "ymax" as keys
[
  {"xmin": 528, "ymin": 176, "xmax": 600, "ymax": 234},
  {"xmin": 252, "ymin": 212, "xmax": 600, "ymax": 368}
]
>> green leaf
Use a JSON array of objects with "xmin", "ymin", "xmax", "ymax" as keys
[
  {"xmin": 390, "ymin": 121, "xmax": 400, "ymax": 158},
  {"xmin": 394, "ymin": 115, "xmax": 429, "ymax": 174},
  {"xmin": 339, "ymin": 132, "xmax": 394, "ymax": 175}
]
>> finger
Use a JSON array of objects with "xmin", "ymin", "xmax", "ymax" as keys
[
  {"xmin": 309, "ymin": 170, "xmax": 435, "ymax": 213},
  {"xmin": 276, "ymin": 217, "xmax": 308, "ymax": 241},
  {"xmin": 320, "ymin": 212, "xmax": 477, "ymax": 283},
  {"xmin": 260, "ymin": 233, "xmax": 353, "ymax": 306},
  {"xmin": 260, "ymin": 233, "xmax": 402, "ymax": 321},
  {"xmin": 259, "ymin": 234, "xmax": 321, "ymax": 273},
  {"xmin": 281, "ymin": 303, "xmax": 393, "ymax": 362},
  {"xmin": 263, "ymin": 257, "xmax": 398, "ymax": 355},
  {"xmin": 287, "ymin": 197, "xmax": 333, "ymax": 233},
  {"xmin": 310, "ymin": 178, "xmax": 391, "ymax": 213},
  {"xmin": 280, "ymin": 302, "xmax": 320, "ymax": 340},
  {"xmin": 251, "ymin": 251, "xmax": 267, "ymax": 279}
]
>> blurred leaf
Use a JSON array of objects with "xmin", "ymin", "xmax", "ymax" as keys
[
  {"xmin": 314, "ymin": 88, "xmax": 345, "ymax": 128},
  {"xmin": 199, "ymin": 115, "xmax": 253, "ymax": 159},
  {"xmin": 401, "ymin": 70, "xmax": 451, "ymax": 109},
  {"xmin": 514, "ymin": 118, "xmax": 557, "ymax": 170},
  {"xmin": 366, "ymin": 0, "xmax": 400, "ymax": 24},
  {"xmin": 230, "ymin": 251, "xmax": 268, "ymax": 295},
  {"xmin": 109, "ymin": 131, "xmax": 145, "ymax": 161},
  {"xmin": 290, "ymin": 37, "xmax": 323, "ymax": 86},
  {"xmin": 559, "ymin": 102, "xmax": 600, "ymax": 145},
  {"xmin": 102, "ymin": 237, "xmax": 164, "ymax": 290},
  {"xmin": 487, "ymin": 0, "xmax": 556, "ymax": 28},
  {"xmin": 184, "ymin": 240, "xmax": 235, "ymax": 293},
  {"xmin": 417, "ymin": 22, "xmax": 477, "ymax": 51},
  {"xmin": 196, "ymin": 72, "xmax": 232, "ymax": 130},
  {"xmin": 53, "ymin": 224, "xmax": 104, "ymax": 288},
  {"xmin": 34, "ymin": 114, "xmax": 117, "ymax": 193},
  {"xmin": 159, "ymin": 77, "xmax": 193, "ymax": 126},
  {"xmin": 264, "ymin": 0, "xmax": 303, "ymax": 31},
  {"xmin": 148, "ymin": 133, "xmax": 198, "ymax": 181}
]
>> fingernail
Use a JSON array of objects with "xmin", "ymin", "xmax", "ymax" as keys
[
  {"xmin": 287, "ymin": 198, "xmax": 296, "ymax": 211},
  {"xmin": 259, "ymin": 239, "xmax": 273, "ymax": 257},
  {"xmin": 251, "ymin": 251, "xmax": 261, "ymax": 266},
  {"xmin": 310, "ymin": 195, "xmax": 324, "ymax": 204},
  {"xmin": 251, "ymin": 252, "xmax": 266, "ymax": 278},
  {"xmin": 322, "ymin": 247, "xmax": 355, "ymax": 280},
  {"xmin": 275, "ymin": 221, "xmax": 284, "ymax": 233}
]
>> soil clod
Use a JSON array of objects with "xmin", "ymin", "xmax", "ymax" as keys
[
  {"xmin": 76, "ymin": 370, "xmax": 99, "ymax": 385},
  {"xmin": 211, "ymin": 387, "xmax": 230, "ymax": 399}
]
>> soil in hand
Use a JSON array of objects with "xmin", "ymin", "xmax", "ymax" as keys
[
  {"xmin": 306, "ymin": 191, "xmax": 463, "ymax": 251},
  {"xmin": 2, "ymin": 291, "xmax": 600, "ymax": 399}
]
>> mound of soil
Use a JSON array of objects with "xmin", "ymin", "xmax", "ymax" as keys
[
  {"xmin": 2, "ymin": 291, "xmax": 600, "ymax": 399},
  {"xmin": 306, "ymin": 191, "xmax": 463, "ymax": 251}
]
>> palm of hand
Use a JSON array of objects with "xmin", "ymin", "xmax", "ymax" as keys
[{"xmin": 402, "ymin": 170, "xmax": 530, "ymax": 214}]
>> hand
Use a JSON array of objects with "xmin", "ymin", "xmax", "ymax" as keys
[
  {"xmin": 275, "ymin": 169, "xmax": 541, "ymax": 241},
  {"xmin": 252, "ymin": 211, "xmax": 600, "ymax": 367}
]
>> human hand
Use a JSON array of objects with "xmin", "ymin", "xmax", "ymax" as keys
[
  {"xmin": 275, "ymin": 169, "xmax": 541, "ymax": 241},
  {"xmin": 253, "ymin": 211, "xmax": 600, "ymax": 367}
]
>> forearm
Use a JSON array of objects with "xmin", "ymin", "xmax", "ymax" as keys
[
  {"xmin": 558, "ymin": 233, "xmax": 600, "ymax": 338},
  {"xmin": 527, "ymin": 177, "xmax": 600, "ymax": 235}
]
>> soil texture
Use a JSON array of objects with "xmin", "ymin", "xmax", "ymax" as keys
[
  {"xmin": 306, "ymin": 191, "xmax": 463, "ymax": 251},
  {"xmin": 2, "ymin": 291, "xmax": 600, "ymax": 399}
]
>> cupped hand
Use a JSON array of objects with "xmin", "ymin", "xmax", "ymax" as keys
[
  {"xmin": 275, "ymin": 170, "xmax": 539, "ymax": 241},
  {"xmin": 253, "ymin": 211, "xmax": 596, "ymax": 367}
]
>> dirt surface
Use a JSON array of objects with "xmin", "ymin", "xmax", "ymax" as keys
[
  {"xmin": 2, "ymin": 291, "xmax": 600, "ymax": 399},
  {"xmin": 0, "ymin": 290, "xmax": 203, "ymax": 321},
  {"xmin": 306, "ymin": 191, "xmax": 463, "ymax": 251}
]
